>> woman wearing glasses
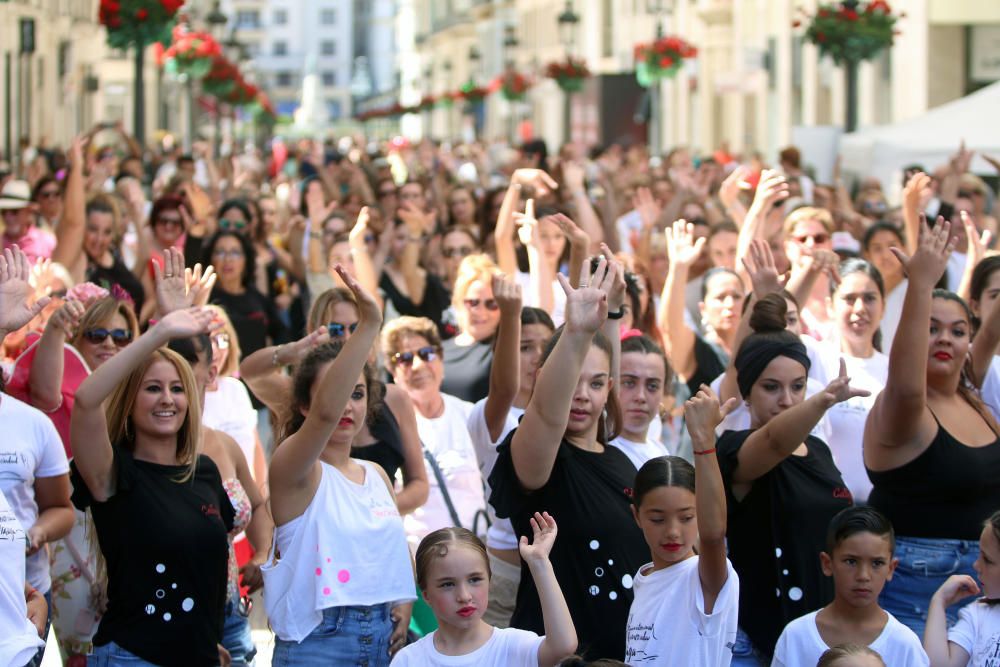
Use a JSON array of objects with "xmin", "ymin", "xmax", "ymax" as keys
[
  {"xmin": 782, "ymin": 207, "xmax": 837, "ymax": 340},
  {"xmin": 381, "ymin": 316, "xmax": 487, "ymax": 546},
  {"xmin": 440, "ymin": 225, "xmax": 479, "ymax": 292},
  {"xmin": 440, "ymin": 254, "xmax": 501, "ymax": 403},
  {"xmin": 139, "ymin": 195, "xmax": 189, "ymax": 322}
]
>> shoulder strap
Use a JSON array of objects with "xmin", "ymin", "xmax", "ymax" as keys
[{"xmin": 423, "ymin": 448, "xmax": 464, "ymax": 529}]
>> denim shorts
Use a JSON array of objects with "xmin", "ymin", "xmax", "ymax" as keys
[
  {"xmin": 729, "ymin": 627, "xmax": 767, "ymax": 667},
  {"xmin": 271, "ymin": 604, "xmax": 393, "ymax": 667},
  {"xmin": 222, "ymin": 599, "xmax": 257, "ymax": 666},
  {"xmin": 87, "ymin": 642, "xmax": 160, "ymax": 666},
  {"xmin": 879, "ymin": 535, "xmax": 979, "ymax": 637}
]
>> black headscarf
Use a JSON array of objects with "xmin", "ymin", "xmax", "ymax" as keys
[{"xmin": 734, "ymin": 335, "xmax": 811, "ymax": 398}]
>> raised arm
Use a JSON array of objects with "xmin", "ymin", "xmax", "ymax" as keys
[
  {"xmin": 52, "ymin": 136, "xmax": 87, "ymax": 278},
  {"xmin": 496, "ymin": 170, "xmax": 558, "ymax": 276},
  {"xmin": 598, "ymin": 244, "xmax": 625, "ymax": 386},
  {"xmin": 396, "ymin": 204, "xmax": 434, "ymax": 306},
  {"xmin": 519, "ymin": 513, "xmax": 578, "ymax": 666},
  {"xmin": 735, "ymin": 170, "xmax": 788, "ymax": 281},
  {"xmin": 972, "ymin": 268, "xmax": 1000, "ymax": 388},
  {"xmin": 71, "ymin": 307, "xmax": 217, "ymax": 502},
  {"xmin": 483, "ymin": 273, "xmax": 522, "ymax": 442},
  {"xmin": 515, "ymin": 200, "xmax": 556, "ymax": 315},
  {"xmin": 0, "ymin": 246, "xmax": 51, "ymax": 345},
  {"xmin": 923, "ymin": 575, "xmax": 977, "ymax": 667},
  {"xmin": 511, "ymin": 259, "xmax": 613, "ymax": 491},
  {"xmin": 684, "ymin": 386, "xmax": 739, "ymax": 611},
  {"xmin": 865, "ymin": 218, "xmax": 956, "ymax": 454},
  {"xmin": 29, "ymin": 299, "xmax": 86, "ymax": 412},
  {"xmin": 268, "ymin": 266, "xmax": 382, "ymax": 510},
  {"xmin": 901, "ymin": 172, "xmax": 931, "ymax": 257},
  {"xmin": 550, "ymin": 213, "xmax": 590, "ymax": 290},
  {"xmin": 656, "ymin": 220, "xmax": 706, "ymax": 381},
  {"xmin": 239, "ymin": 327, "xmax": 330, "ymax": 415},
  {"xmin": 347, "ymin": 207, "xmax": 384, "ymax": 306},
  {"xmin": 561, "ymin": 161, "xmax": 603, "ymax": 249},
  {"xmin": 956, "ymin": 211, "xmax": 990, "ymax": 303},
  {"xmin": 382, "ymin": 385, "xmax": 429, "ymax": 515},
  {"xmin": 718, "ymin": 165, "xmax": 751, "ymax": 227}
]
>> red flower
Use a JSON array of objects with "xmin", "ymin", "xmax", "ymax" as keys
[
  {"xmin": 816, "ymin": 31, "xmax": 826, "ymax": 42},
  {"xmin": 136, "ymin": 8, "xmax": 148, "ymax": 20},
  {"xmin": 818, "ymin": 8, "xmax": 830, "ymax": 17},
  {"xmin": 868, "ymin": 0, "xmax": 892, "ymax": 13},
  {"xmin": 659, "ymin": 56, "xmax": 674, "ymax": 68},
  {"xmin": 792, "ymin": 19, "xmax": 802, "ymax": 27},
  {"xmin": 109, "ymin": 15, "xmax": 121, "ymax": 27},
  {"xmin": 843, "ymin": 8, "xmax": 859, "ymax": 20}
]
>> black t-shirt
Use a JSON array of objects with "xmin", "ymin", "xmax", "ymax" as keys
[
  {"xmin": 440, "ymin": 337, "xmax": 494, "ymax": 403},
  {"xmin": 70, "ymin": 447, "xmax": 235, "ymax": 666},
  {"xmin": 87, "ymin": 254, "xmax": 145, "ymax": 316},
  {"xmin": 686, "ymin": 335, "xmax": 727, "ymax": 395},
  {"xmin": 717, "ymin": 429, "xmax": 853, "ymax": 657},
  {"xmin": 353, "ymin": 402, "xmax": 406, "ymax": 482},
  {"xmin": 489, "ymin": 432, "xmax": 648, "ymax": 660},
  {"xmin": 379, "ymin": 271, "xmax": 451, "ymax": 328},
  {"xmin": 209, "ymin": 286, "xmax": 291, "ymax": 360}
]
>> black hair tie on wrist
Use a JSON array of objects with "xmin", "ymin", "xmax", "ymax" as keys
[{"xmin": 606, "ymin": 306, "xmax": 626, "ymax": 320}]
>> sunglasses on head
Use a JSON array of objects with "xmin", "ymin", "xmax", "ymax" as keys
[
  {"xmin": 327, "ymin": 322, "xmax": 358, "ymax": 338},
  {"xmin": 82, "ymin": 328, "xmax": 133, "ymax": 347},
  {"xmin": 463, "ymin": 298, "xmax": 498, "ymax": 311},
  {"xmin": 443, "ymin": 246, "xmax": 474, "ymax": 259},
  {"xmin": 794, "ymin": 232, "xmax": 829, "ymax": 245},
  {"xmin": 392, "ymin": 346, "xmax": 439, "ymax": 367},
  {"xmin": 219, "ymin": 218, "xmax": 248, "ymax": 231}
]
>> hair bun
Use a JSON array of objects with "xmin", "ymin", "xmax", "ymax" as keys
[{"xmin": 748, "ymin": 293, "xmax": 788, "ymax": 334}]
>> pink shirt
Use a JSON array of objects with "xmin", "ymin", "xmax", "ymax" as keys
[{"xmin": 3, "ymin": 226, "xmax": 56, "ymax": 263}]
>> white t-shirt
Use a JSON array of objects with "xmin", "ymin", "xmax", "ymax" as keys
[
  {"xmin": 467, "ymin": 400, "xmax": 523, "ymax": 551},
  {"xmin": 625, "ymin": 556, "xmax": 739, "ymax": 666},
  {"xmin": 609, "ymin": 435, "xmax": 669, "ymax": 471},
  {"xmin": 0, "ymin": 491, "xmax": 45, "ymax": 666},
  {"xmin": 515, "ymin": 271, "xmax": 566, "ymax": 327},
  {"xmin": 616, "ymin": 209, "xmax": 643, "ymax": 255},
  {"xmin": 392, "ymin": 626, "xmax": 543, "ymax": 666},
  {"xmin": 948, "ymin": 599, "xmax": 1000, "ymax": 666},
  {"xmin": 203, "ymin": 376, "xmax": 258, "ymax": 474},
  {"xmin": 809, "ymin": 345, "xmax": 889, "ymax": 503},
  {"xmin": 772, "ymin": 609, "xmax": 929, "ymax": 667},
  {"xmin": 0, "ymin": 395, "xmax": 69, "ymax": 593},
  {"xmin": 947, "ymin": 250, "xmax": 968, "ymax": 294},
  {"xmin": 405, "ymin": 393, "xmax": 486, "ymax": 544},
  {"xmin": 979, "ymin": 356, "xmax": 1000, "ymax": 424},
  {"xmin": 880, "ymin": 279, "xmax": 907, "ymax": 354}
]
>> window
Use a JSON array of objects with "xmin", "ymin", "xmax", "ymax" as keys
[
  {"xmin": 273, "ymin": 41, "xmax": 287, "ymax": 56},
  {"xmin": 244, "ymin": 41, "xmax": 260, "ymax": 57},
  {"xmin": 327, "ymin": 99, "xmax": 342, "ymax": 119},
  {"xmin": 321, "ymin": 71, "xmax": 337, "ymax": 86},
  {"xmin": 276, "ymin": 71, "xmax": 293, "ymax": 87},
  {"xmin": 320, "ymin": 8, "xmax": 336, "ymax": 25},
  {"xmin": 320, "ymin": 41, "xmax": 336, "ymax": 56},
  {"xmin": 273, "ymin": 9, "xmax": 287, "ymax": 25},
  {"xmin": 235, "ymin": 10, "xmax": 260, "ymax": 29}
]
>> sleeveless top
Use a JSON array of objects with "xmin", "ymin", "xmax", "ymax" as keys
[
  {"xmin": 868, "ymin": 411, "xmax": 1000, "ymax": 540},
  {"xmin": 261, "ymin": 460, "xmax": 415, "ymax": 642},
  {"xmin": 223, "ymin": 478, "xmax": 252, "ymax": 603}
]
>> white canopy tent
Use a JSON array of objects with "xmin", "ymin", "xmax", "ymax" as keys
[{"xmin": 839, "ymin": 81, "xmax": 1000, "ymax": 195}]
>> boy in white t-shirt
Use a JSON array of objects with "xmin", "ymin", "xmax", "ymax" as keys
[{"xmin": 772, "ymin": 507, "xmax": 928, "ymax": 667}]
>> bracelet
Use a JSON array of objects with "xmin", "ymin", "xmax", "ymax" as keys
[
  {"xmin": 694, "ymin": 448, "xmax": 717, "ymax": 456},
  {"xmin": 606, "ymin": 306, "xmax": 626, "ymax": 320},
  {"xmin": 271, "ymin": 345, "xmax": 285, "ymax": 368}
]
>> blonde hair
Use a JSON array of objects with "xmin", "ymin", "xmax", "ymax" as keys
[
  {"xmin": 451, "ymin": 253, "xmax": 500, "ymax": 311},
  {"xmin": 70, "ymin": 297, "xmax": 139, "ymax": 351},
  {"xmin": 817, "ymin": 644, "xmax": 886, "ymax": 667},
  {"xmin": 380, "ymin": 316, "xmax": 441, "ymax": 362},
  {"xmin": 307, "ymin": 287, "xmax": 358, "ymax": 332},
  {"xmin": 783, "ymin": 206, "xmax": 834, "ymax": 237},
  {"xmin": 205, "ymin": 305, "xmax": 241, "ymax": 378}
]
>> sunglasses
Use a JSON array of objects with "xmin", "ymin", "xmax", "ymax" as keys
[
  {"xmin": 392, "ymin": 346, "xmax": 439, "ymax": 367},
  {"xmin": 463, "ymin": 298, "xmax": 498, "ymax": 311},
  {"xmin": 327, "ymin": 322, "xmax": 358, "ymax": 338},
  {"xmin": 82, "ymin": 328, "xmax": 133, "ymax": 347},
  {"xmin": 793, "ymin": 233, "xmax": 829, "ymax": 245},
  {"xmin": 212, "ymin": 249, "xmax": 245, "ymax": 260},
  {"xmin": 213, "ymin": 333, "xmax": 230, "ymax": 350},
  {"xmin": 156, "ymin": 216, "xmax": 183, "ymax": 227},
  {"xmin": 219, "ymin": 218, "xmax": 248, "ymax": 231},
  {"xmin": 378, "ymin": 190, "xmax": 397, "ymax": 198},
  {"xmin": 443, "ymin": 246, "xmax": 474, "ymax": 259}
]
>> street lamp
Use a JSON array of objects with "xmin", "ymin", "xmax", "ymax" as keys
[
  {"xmin": 557, "ymin": 1, "xmax": 580, "ymax": 144},
  {"xmin": 503, "ymin": 25, "xmax": 519, "ymax": 142},
  {"xmin": 644, "ymin": 0, "xmax": 672, "ymax": 155},
  {"xmin": 468, "ymin": 46, "xmax": 483, "ymax": 137},
  {"xmin": 222, "ymin": 31, "xmax": 245, "ymax": 152},
  {"xmin": 206, "ymin": 2, "xmax": 228, "ymax": 156}
]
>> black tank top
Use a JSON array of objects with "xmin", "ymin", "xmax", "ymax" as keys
[
  {"xmin": 352, "ymin": 403, "xmax": 406, "ymax": 482},
  {"xmin": 868, "ymin": 410, "xmax": 1000, "ymax": 540}
]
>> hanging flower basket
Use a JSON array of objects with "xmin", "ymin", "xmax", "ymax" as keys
[
  {"xmin": 633, "ymin": 35, "xmax": 697, "ymax": 88},
  {"xmin": 225, "ymin": 80, "xmax": 259, "ymax": 107},
  {"xmin": 162, "ymin": 27, "xmax": 220, "ymax": 79},
  {"xmin": 202, "ymin": 56, "xmax": 240, "ymax": 97},
  {"xmin": 496, "ymin": 70, "xmax": 531, "ymax": 101},
  {"xmin": 545, "ymin": 57, "xmax": 591, "ymax": 93},
  {"xmin": 459, "ymin": 81, "xmax": 489, "ymax": 103},
  {"xmin": 99, "ymin": 0, "xmax": 183, "ymax": 50},
  {"xmin": 795, "ymin": 0, "xmax": 902, "ymax": 65},
  {"xmin": 418, "ymin": 94, "xmax": 437, "ymax": 111}
]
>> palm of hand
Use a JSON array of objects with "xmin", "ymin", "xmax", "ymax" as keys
[
  {"xmin": 565, "ymin": 287, "xmax": 607, "ymax": 333},
  {"xmin": 0, "ymin": 280, "xmax": 37, "ymax": 331},
  {"xmin": 157, "ymin": 275, "xmax": 188, "ymax": 311}
]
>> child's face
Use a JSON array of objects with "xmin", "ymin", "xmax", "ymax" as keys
[
  {"xmin": 974, "ymin": 525, "xmax": 1000, "ymax": 599},
  {"xmin": 632, "ymin": 486, "xmax": 699, "ymax": 570},
  {"xmin": 421, "ymin": 545, "xmax": 490, "ymax": 629},
  {"xmin": 820, "ymin": 532, "xmax": 896, "ymax": 609}
]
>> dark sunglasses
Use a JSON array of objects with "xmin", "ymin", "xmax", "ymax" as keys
[
  {"xmin": 327, "ymin": 322, "xmax": 359, "ymax": 338},
  {"xmin": 156, "ymin": 216, "xmax": 183, "ymax": 227},
  {"xmin": 219, "ymin": 218, "xmax": 248, "ymax": 231},
  {"xmin": 794, "ymin": 233, "xmax": 829, "ymax": 245},
  {"xmin": 392, "ymin": 346, "xmax": 439, "ymax": 367},
  {"xmin": 378, "ymin": 189, "xmax": 397, "ymax": 199},
  {"xmin": 82, "ymin": 328, "xmax": 133, "ymax": 347},
  {"xmin": 463, "ymin": 298, "xmax": 498, "ymax": 311},
  {"xmin": 443, "ymin": 246, "xmax": 474, "ymax": 259}
]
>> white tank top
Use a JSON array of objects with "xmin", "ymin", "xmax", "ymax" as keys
[{"xmin": 262, "ymin": 460, "xmax": 415, "ymax": 642}]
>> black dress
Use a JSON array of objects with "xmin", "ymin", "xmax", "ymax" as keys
[
  {"xmin": 87, "ymin": 254, "xmax": 145, "ymax": 315},
  {"xmin": 379, "ymin": 271, "xmax": 451, "ymax": 329},
  {"xmin": 717, "ymin": 429, "xmax": 853, "ymax": 657},
  {"xmin": 489, "ymin": 432, "xmax": 647, "ymax": 660}
]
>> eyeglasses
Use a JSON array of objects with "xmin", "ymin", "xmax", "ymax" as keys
[
  {"xmin": 327, "ymin": 321, "xmax": 358, "ymax": 338},
  {"xmin": 392, "ymin": 346, "xmax": 439, "ymax": 367},
  {"xmin": 378, "ymin": 189, "xmax": 397, "ymax": 199},
  {"xmin": 213, "ymin": 333, "xmax": 230, "ymax": 350},
  {"xmin": 219, "ymin": 218, "xmax": 248, "ymax": 231},
  {"xmin": 212, "ymin": 249, "xmax": 245, "ymax": 260},
  {"xmin": 156, "ymin": 216, "xmax": 183, "ymax": 227},
  {"xmin": 793, "ymin": 233, "xmax": 829, "ymax": 245},
  {"xmin": 443, "ymin": 246, "xmax": 474, "ymax": 259},
  {"xmin": 463, "ymin": 298, "xmax": 498, "ymax": 311},
  {"xmin": 82, "ymin": 328, "xmax": 133, "ymax": 347}
]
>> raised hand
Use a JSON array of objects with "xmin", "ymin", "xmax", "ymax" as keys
[
  {"xmin": 934, "ymin": 574, "xmax": 980, "ymax": 608},
  {"xmin": 902, "ymin": 171, "xmax": 932, "ymax": 218},
  {"xmin": 596, "ymin": 243, "xmax": 626, "ymax": 312},
  {"xmin": 718, "ymin": 165, "xmax": 752, "ymax": 211},
  {"xmin": 277, "ymin": 327, "xmax": 333, "ymax": 367},
  {"xmin": 45, "ymin": 299, "xmax": 86, "ymax": 338},
  {"xmin": 962, "ymin": 211, "xmax": 991, "ymax": 267},
  {"xmin": 558, "ymin": 256, "xmax": 611, "ymax": 334},
  {"xmin": 684, "ymin": 385, "xmax": 739, "ymax": 448},
  {"xmin": 186, "ymin": 263, "xmax": 217, "ymax": 307},
  {"xmin": 0, "ymin": 246, "xmax": 51, "ymax": 336},
  {"xmin": 156, "ymin": 306, "xmax": 220, "ymax": 340},
  {"xmin": 333, "ymin": 264, "xmax": 382, "ymax": 327},
  {"xmin": 820, "ymin": 358, "xmax": 872, "ymax": 407},
  {"xmin": 349, "ymin": 206, "xmax": 373, "ymax": 249},
  {"xmin": 182, "ymin": 182, "xmax": 213, "ymax": 223},
  {"xmin": 890, "ymin": 216, "xmax": 957, "ymax": 286},
  {"xmin": 742, "ymin": 239, "xmax": 782, "ymax": 297},
  {"xmin": 492, "ymin": 272, "xmax": 523, "ymax": 318},
  {"xmin": 514, "ymin": 199, "xmax": 538, "ymax": 248},
  {"xmin": 305, "ymin": 183, "xmax": 338, "ymax": 225},
  {"xmin": 549, "ymin": 212, "xmax": 589, "ymax": 249},
  {"xmin": 512, "ymin": 168, "xmax": 558, "ymax": 196},
  {"xmin": 154, "ymin": 248, "xmax": 189, "ymax": 314},
  {"xmin": 796, "ymin": 247, "xmax": 842, "ymax": 286},
  {"xmin": 750, "ymin": 169, "xmax": 789, "ymax": 212},
  {"xmin": 397, "ymin": 203, "xmax": 435, "ymax": 237},
  {"xmin": 518, "ymin": 512, "xmax": 558, "ymax": 564},
  {"xmin": 664, "ymin": 219, "xmax": 707, "ymax": 268},
  {"xmin": 632, "ymin": 187, "xmax": 662, "ymax": 230},
  {"xmin": 561, "ymin": 161, "xmax": 586, "ymax": 193}
]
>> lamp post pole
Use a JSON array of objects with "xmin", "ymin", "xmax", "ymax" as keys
[
  {"xmin": 503, "ymin": 24, "xmax": 519, "ymax": 145},
  {"xmin": 645, "ymin": 0, "xmax": 672, "ymax": 156},
  {"xmin": 557, "ymin": 1, "xmax": 580, "ymax": 146},
  {"xmin": 206, "ymin": 1, "xmax": 228, "ymax": 158},
  {"xmin": 468, "ymin": 46, "xmax": 482, "ymax": 138},
  {"xmin": 134, "ymin": 41, "xmax": 145, "ymax": 149}
]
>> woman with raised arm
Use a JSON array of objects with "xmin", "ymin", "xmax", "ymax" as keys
[
  {"xmin": 69, "ymin": 305, "xmax": 235, "ymax": 666},
  {"xmin": 488, "ymin": 256, "xmax": 648, "ymax": 660},
  {"xmin": 263, "ymin": 266, "xmax": 415, "ymax": 666},
  {"xmin": 718, "ymin": 293, "xmax": 866, "ymax": 665},
  {"xmin": 865, "ymin": 218, "xmax": 1000, "ymax": 638}
]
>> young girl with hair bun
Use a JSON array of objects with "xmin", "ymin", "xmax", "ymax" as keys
[
  {"xmin": 393, "ymin": 516, "xmax": 577, "ymax": 666},
  {"xmin": 626, "ymin": 386, "xmax": 740, "ymax": 666}
]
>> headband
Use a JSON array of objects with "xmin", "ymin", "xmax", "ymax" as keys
[{"xmin": 735, "ymin": 337, "xmax": 811, "ymax": 398}]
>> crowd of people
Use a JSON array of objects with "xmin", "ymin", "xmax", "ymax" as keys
[{"xmin": 0, "ymin": 124, "xmax": 998, "ymax": 667}]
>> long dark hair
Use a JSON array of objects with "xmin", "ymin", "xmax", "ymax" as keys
[
  {"xmin": 634, "ymin": 456, "xmax": 694, "ymax": 507},
  {"xmin": 202, "ymin": 230, "xmax": 256, "ymax": 289}
]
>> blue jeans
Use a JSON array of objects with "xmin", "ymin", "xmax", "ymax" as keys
[
  {"xmin": 87, "ymin": 642, "xmax": 160, "ymax": 666},
  {"xmin": 729, "ymin": 627, "xmax": 767, "ymax": 667},
  {"xmin": 222, "ymin": 599, "xmax": 257, "ymax": 666},
  {"xmin": 880, "ymin": 535, "xmax": 979, "ymax": 637},
  {"xmin": 271, "ymin": 604, "xmax": 392, "ymax": 667}
]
